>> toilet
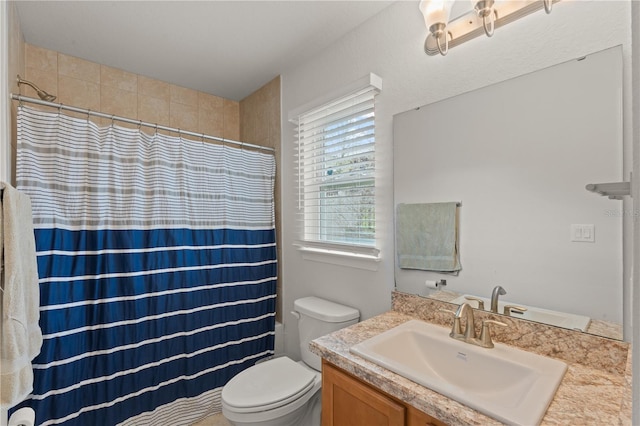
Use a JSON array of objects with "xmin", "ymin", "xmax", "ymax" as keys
[{"xmin": 221, "ymin": 296, "xmax": 360, "ymax": 426}]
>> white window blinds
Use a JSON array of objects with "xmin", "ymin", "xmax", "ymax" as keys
[{"xmin": 293, "ymin": 82, "xmax": 380, "ymax": 251}]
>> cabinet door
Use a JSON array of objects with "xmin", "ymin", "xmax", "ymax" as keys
[
  {"xmin": 407, "ymin": 405, "xmax": 448, "ymax": 426},
  {"xmin": 322, "ymin": 361, "xmax": 405, "ymax": 426}
]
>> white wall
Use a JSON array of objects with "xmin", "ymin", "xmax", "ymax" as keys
[
  {"xmin": 0, "ymin": 2, "xmax": 7, "ymax": 422},
  {"xmin": 631, "ymin": 2, "xmax": 640, "ymax": 423},
  {"xmin": 280, "ymin": 1, "xmax": 633, "ymax": 360},
  {"xmin": 1, "ymin": 1, "xmax": 8, "ymax": 187}
]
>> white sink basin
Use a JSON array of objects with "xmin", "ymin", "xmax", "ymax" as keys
[
  {"xmin": 350, "ymin": 320, "xmax": 567, "ymax": 425},
  {"xmin": 450, "ymin": 294, "xmax": 591, "ymax": 332}
]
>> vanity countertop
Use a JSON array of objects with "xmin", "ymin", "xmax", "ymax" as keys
[{"xmin": 310, "ymin": 310, "xmax": 632, "ymax": 425}]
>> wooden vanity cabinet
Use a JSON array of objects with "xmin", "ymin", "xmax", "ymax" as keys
[{"xmin": 322, "ymin": 360, "xmax": 447, "ymax": 426}]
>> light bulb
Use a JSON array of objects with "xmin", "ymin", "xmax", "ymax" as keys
[{"xmin": 419, "ymin": 0, "xmax": 452, "ymax": 29}]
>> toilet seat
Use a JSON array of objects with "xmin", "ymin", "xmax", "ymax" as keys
[{"xmin": 222, "ymin": 357, "xmax": 317, "ymax": 413}]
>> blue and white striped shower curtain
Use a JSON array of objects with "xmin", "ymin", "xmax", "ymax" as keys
[{"xmin": 14, "ymin": 106, "xmax": 277, "ymax": 425}]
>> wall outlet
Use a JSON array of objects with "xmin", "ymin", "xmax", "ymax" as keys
[{"xmin": 571, "ymin": 224, "xmax": 595, "ymax": 242}]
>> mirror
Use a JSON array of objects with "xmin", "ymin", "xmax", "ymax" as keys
[{"xmin": 393, "ymin": 46, "xmax": 626, "ymax": 340}]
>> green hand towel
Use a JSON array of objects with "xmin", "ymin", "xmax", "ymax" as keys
[{"xmin": 396, "ymin": 202, "xmax": 461, "ymax": 272}]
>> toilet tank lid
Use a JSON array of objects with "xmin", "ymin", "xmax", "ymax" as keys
[{"xmin": 294, "ymin": 297, "xmax": 359, "ymax": 322}]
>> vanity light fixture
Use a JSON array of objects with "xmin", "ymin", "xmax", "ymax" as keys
[
  {"xmin": 419, "ymin": 0, "xmax": 453, "ymax": 55},
  {"xmin": 472, "ymin": 0, "xmax": 496, "ymax": 37},
  {"xmin": 419, "ymin": 0, "xmax": 559, "ymax": 56}
]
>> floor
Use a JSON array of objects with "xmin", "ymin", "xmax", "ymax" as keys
[{"xmin": 192, "ymin": 413, "xmax": 231, "ymax": 426}]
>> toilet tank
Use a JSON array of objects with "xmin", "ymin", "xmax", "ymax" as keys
[{"xmin": 294, "ymin": 297, "xmax": 359, "ymax": 371}]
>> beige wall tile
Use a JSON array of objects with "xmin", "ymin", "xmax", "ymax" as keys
[
  {"xmin": 240, "ymin": 112, "xmax": 255, "ymax": 144},
  {"xmin": 198, "ymin": 107, "xmax": 224, "ymax": 138},
  {"xmin": 17, "ymin": 41, "xmax": 262, "ymax": 181},
  {"xmin": 25, "ymin": 44, "xmax": 57, "ymax": 74},
  {"xmin": 101, "ymin": 65, "xmax": 137, "ymax": 92},
  {"xmin": 265, "ymin": 76, "xmax": 280, "ymax": 102},
  {"xmin": 253, "ymin": 108, "xmax": 269, "ymax": 144},
  {"xmin": 137, "ymin": 94, "xmax": 170, "ymax": 128},
  {"xmin": 238, "ymin": 75, "xmax": 281, "ymax": 318},
  {"xmin": 239, "ymin": 76, "xmax": 281, "ymax": 147},
  {"xmin": 199, "ymin": 92, "xmax": 224, "ymax": 111},
  {"xmin": 101, "ymin": 86, "xmax": 138, "ymax": 120},
  {"xmin": 170, "ymin": 102, "xmax": 198, "ymax": 133},
  {"xmin": 58, "ymin": 75, "xmax": 100, "ymax": 111},
  {"xmin": 58, "ymin": 53, "xmax": 100, "ymax": 84},
  {"xmin": 239, "ymin": 97, "xmax": 252, "ymax": 142},
  {"xmin": 223, "ymin": 99, "xmax": 240, "ymax": 141},
  {"xmin": 138, "ymin": 75, "xmax": 170, "ymax": 101},
  {"xmin": 270, "ymin": 99, "xmax": 281, "ymax": 135},
  {"xmin": 251, "ymin": 137, "xmax": 270, "ymax": 149},
  {"xmin": 253, "ymin": 85, "xmax": 269, "ymax": 106},
  {"xmin": 170, "ymin": 84, "xmax": 198, "ymax": 106},
  {"xmin": 268, "ymin": 77, "xmax": 281, "ymax": 148},
  {"xmin": 23, "ymin": 67, "xmax": 58, "ymax": 99}
]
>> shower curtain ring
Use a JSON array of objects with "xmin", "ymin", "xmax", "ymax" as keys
[
  {"xmin": 154, "ymin": 123, "xmax": 158, "ymax": 136},
  {"xmin": 137, "ymin": 120, "xmax": 142, "ymax": 130},
  {"xmin": 111, "ymin": 115, "xmax": 115, "ymax": 127},
  {"xmin": 86, "ymin": 109, "xmax": 91, "ymax": 122},
  {"xmin": 57, "ymin": 104, "xmax": 62, "ymax": 116}
]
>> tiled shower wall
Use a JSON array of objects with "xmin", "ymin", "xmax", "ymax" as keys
[
  {"xmin": 240, "ymin": 77, "xmax": 282, "ymax": 321},
  {"xmin": 21, "ymin": 44, "xmax": 240, "ymax": 140}
]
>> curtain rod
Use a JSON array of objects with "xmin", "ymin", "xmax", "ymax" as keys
[{"xmin": 10, "ymin": 94, "xmax": 275, "ymax": 153}]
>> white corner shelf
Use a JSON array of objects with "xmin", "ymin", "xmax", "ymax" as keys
[{"xmin": 585, "ymin": 181, "xmax": 631, "ymax": 200}]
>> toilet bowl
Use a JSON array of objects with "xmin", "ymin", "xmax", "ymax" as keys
[
  {"xmin": 222, "ymin": 357, "xmax": 321, "ymax": 426},
  {"xmin": 221, "ymin": 297, "xmax": 359, "ymax": 426}
]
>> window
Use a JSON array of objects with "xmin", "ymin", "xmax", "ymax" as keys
[{"xmin": 292, "ymin": 77, "xmax": 381, "ymax": 261}]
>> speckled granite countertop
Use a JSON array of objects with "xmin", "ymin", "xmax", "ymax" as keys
[
  {"xmin": 428, "ymin": 289, "xmax": 623, "ymax": 340},
  {"xmin": 310, "ymin": 304, "xmax": 632, "ymax": 425}
]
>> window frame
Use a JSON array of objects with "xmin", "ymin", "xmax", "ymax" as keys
[{"xmin": 289, "ymin": 74, "xmax": 382, "ymax": 270}]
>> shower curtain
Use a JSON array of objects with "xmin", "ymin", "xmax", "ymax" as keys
[{"xmin": 13, "ymin": 106, "xmax": 277, "ymax": 425}]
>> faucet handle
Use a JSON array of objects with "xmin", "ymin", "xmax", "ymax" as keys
[
  {"xmin": 503, "ymin": 305, "xmax": 528, "ymax": 316},
  {"xmin": 439, "ymin": 309, "xmax": 462, "ymax": 336},
  {"xmin": 464, "ymin": 296, "xmax": 485, "ymax": 310},
  {"xmin": 479, "ymin": 319, "xmax": 507, "ymax": 348}
]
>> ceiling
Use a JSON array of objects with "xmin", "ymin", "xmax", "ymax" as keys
[{"xmin": 15, "ymin": 1, "xmax": 394, "ymax": 101}]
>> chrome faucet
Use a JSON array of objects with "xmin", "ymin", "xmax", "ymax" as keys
[
  {"xmin": 503, "ymin": 305, "xmax": 528, "ymax": 316},
  {"xmin": 464, "ymin": 296, "xmax": 485, "ymax": 310},
  {"xmin": 490, "ymin": 285, "xmax": 506, "ymax": 313},
  {"xmin": 451, "ymin": 302, "xmax": 476, "ymax": 340},
  {"xmin": 445, "ymin": 302, "xmax": 507, "ymax": 348},
  {"xmin": 478, "ymin": 320, "xmax": 507, "ymax": 348}
]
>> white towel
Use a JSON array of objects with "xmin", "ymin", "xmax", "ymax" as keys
[{"xmin": 0, "ymin": 183, "xmax": 43, "ymax": 408}]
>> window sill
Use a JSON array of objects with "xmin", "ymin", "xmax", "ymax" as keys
[{"xmin": 294, "ymin": 242, "xmax": 381, "ymax": 271}]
